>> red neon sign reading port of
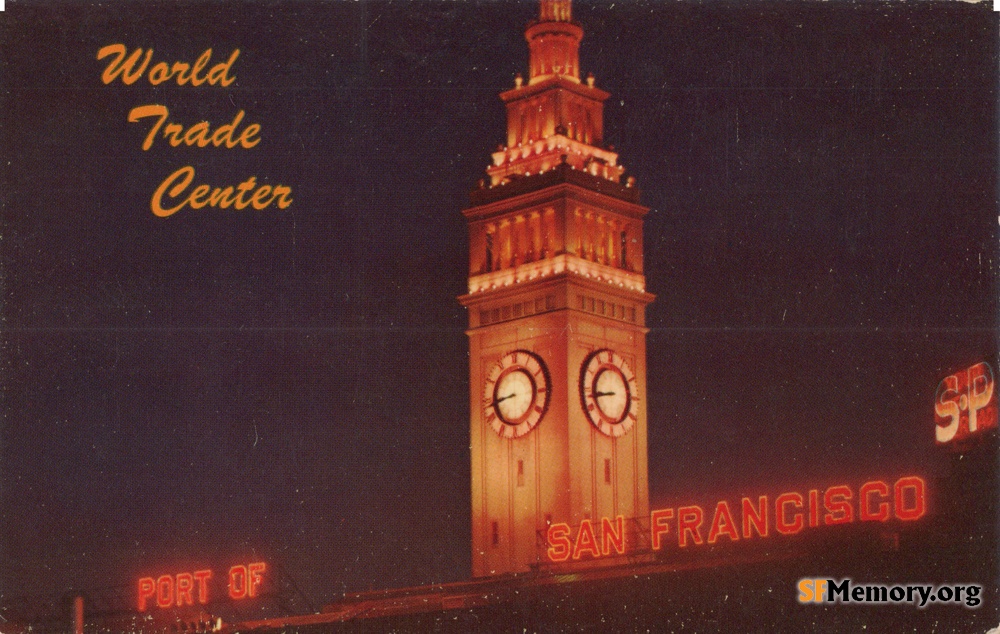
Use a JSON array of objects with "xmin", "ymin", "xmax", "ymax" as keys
[
  {"xmin": 228, "ymin": 562, "xmax": 266, "ymax": 599},
  {"xmin": 137, "ymin": 562, "xmax": 266, "ymax": 611}
]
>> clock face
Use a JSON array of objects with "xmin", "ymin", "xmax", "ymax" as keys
[
  {"xmin": 483, "ymin": 350, "xmax": 550, "ymax": 439},
  {"xmin": 580, "ymin": 348, "xmax": 638, "ymax": 437}
]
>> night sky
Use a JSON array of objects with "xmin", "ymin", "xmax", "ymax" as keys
[{"xmin": 1, "ymin": 0, "xmax": 996, "ymax": 613}]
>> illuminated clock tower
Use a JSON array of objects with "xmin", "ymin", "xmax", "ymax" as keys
[{"xmin": 459, "ymin": 0, "xmax": 653, "ymax": 577}]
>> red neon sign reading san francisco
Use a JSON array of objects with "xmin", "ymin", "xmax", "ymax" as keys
[
  {"xmin": 137, "ymin": 562, "xmax": 266, "ymax": 611},
  {"xmin": 547, "ymin": 476, "xmax": 926, "ymax": 562}
]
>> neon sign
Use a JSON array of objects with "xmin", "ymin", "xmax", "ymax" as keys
[
  {"xmin": 137, "ymin": 562, "xmax": 266, "ymax": 611},
  {"xmin": 547, "ymin": 476, "xmax": 926, "ymax": 562},
  {"xmin": 935, "ymin": 361, "xmax": 996, "ymax": 445}
]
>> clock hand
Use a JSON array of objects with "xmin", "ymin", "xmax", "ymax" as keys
[
  {"xmin": 494, "ymin": 393, "xmax": 516, "ymax": 405},
  {"xmin": 593, "ymin": 391, "xmax": 616, "ymax": 397}
]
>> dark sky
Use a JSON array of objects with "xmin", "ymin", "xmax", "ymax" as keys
[{"xmin": 1, "ymin": 0, "xmax": 996, "ymax": 612}]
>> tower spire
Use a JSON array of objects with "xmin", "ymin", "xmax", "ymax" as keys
[
  {"xmin": 539, "ymin": 0, "xmax": 572, "ymax": 23},
  {"xmin": 528, "ymin": 0, "xmax": 582, "ymax": 84},
  {"xmin": 484, "ymin": 0, "xmax": 625, "ymax": 189}
]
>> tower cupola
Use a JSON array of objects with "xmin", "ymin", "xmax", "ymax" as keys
[{"xmin": 527, "ymin": 0, "xmax": 583, "ymax": 84}]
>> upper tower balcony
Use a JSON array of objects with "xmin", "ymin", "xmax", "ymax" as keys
[
  {"xmin": 483, "ymin": 0, "xmax": 625, "ymax": 190},
  {"xmin": 463, "ymin": 0, "xmax": 650, "ymax": 305}
]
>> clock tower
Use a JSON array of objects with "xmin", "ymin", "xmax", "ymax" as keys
[{"xmin": 459, "ymin": 0, "xmax": 653, "ymax": 577}]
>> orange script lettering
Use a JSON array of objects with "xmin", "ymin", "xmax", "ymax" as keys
[
  {"xmin": 97, "ymin": 45, "xmax": 239, "ymax": 86},
  {"xmin": 151, "ymin": 166, "xmax": 293, "ymax": 217},
  {"xmin": 129, "ymin": 105, "xmax": 261, "ymax": 151}
]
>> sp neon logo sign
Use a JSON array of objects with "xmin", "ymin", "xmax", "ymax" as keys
[
  {"xmin": 137, "ymin": 562, "xmax": 266, "ymax": 611},
  {"xmin": 935, "ymin": 362, "xmax": 996, "ymax": 445}
]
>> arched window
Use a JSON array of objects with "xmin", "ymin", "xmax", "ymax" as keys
[{"xmin": 485, "ymin": 229, "xmax": 495, "ymax": 272}]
